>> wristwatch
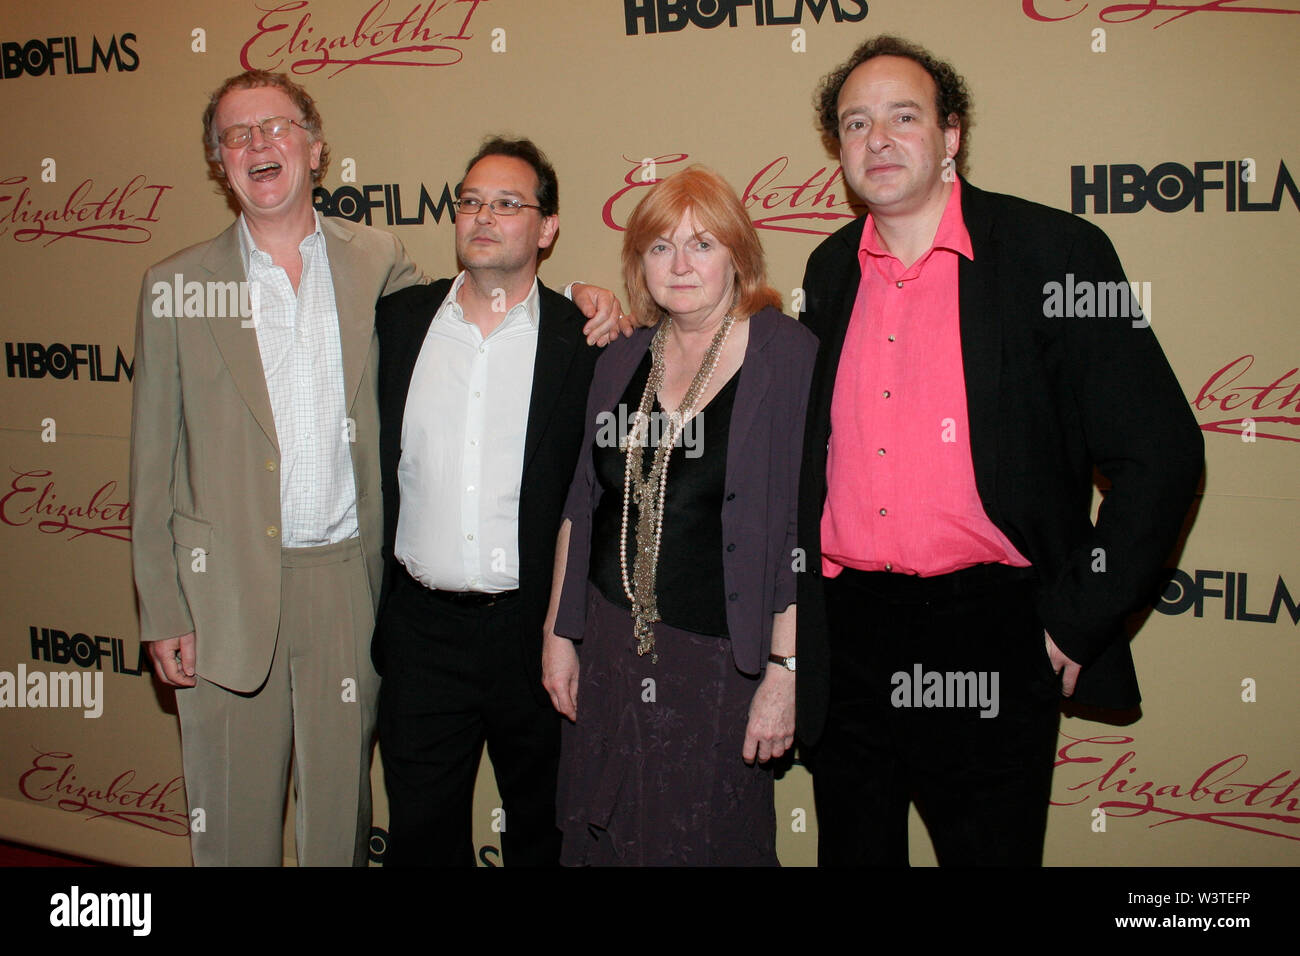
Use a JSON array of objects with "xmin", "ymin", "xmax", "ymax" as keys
[{"xmin": 768, "ymin": 653, "xmax": 796, "ymax": 672}]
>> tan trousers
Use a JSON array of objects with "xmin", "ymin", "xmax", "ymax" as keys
[{"xmin": 177, "ymin": 537, "xmax": 380, "ymax": 866}]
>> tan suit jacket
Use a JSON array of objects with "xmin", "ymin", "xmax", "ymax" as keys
[{"xmin": 130, "ymin": 216, "xmax": 424, "ymax": 692}]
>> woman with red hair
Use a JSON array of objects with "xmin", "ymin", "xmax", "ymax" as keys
[{"xmin": 543, "ymin": 166, "xmax": 816, "ymax": 865}]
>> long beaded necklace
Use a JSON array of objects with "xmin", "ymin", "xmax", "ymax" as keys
[{"xmin": 619, "ymin": 312, "xmax": 736, "ymax": 663}]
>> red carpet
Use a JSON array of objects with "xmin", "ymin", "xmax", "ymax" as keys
[{"xmin": 0, "ymin": 840, "xmax": 101, "ymax": 867}]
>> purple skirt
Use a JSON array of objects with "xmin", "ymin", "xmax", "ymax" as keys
[{"xmin": 557, "ymin": 585, "xmax": 777, "ymax": 866}]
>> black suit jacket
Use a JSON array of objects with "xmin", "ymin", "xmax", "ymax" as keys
[
  {"xmin": 796, "ymin": 180, "xmax": 1204, "ymax": 744},
  {"xmin": 372, "ymin": 277, "xmax": 600, "ymax": 703}
]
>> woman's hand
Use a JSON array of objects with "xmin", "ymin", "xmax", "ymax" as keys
[
  {"xmin": 744, "ymin": 606, "xmax": 796, "ymax": 763},
  {"xmin": 742, "ymin": 665, "xmax": 795, "ymax": 764},
  {"xmin": 543, "ymin": 629, "xmax": 580, "ymax": 721}
]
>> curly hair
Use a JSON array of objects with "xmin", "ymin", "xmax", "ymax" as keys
[
  {"xmin": 813, "ymin": 35, "xmax": 972, "ymax": 177},
  {"xmin": 202, "ymin": 70, "xmax": 329, "ymax": 186}
]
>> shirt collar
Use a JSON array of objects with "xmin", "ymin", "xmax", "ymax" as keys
[
  {"xmin": 858, "ymin": 177, "xmax": 973, "ymax": 266},
  {"xmin": 236, "ymin": 211, "xmax": 325, "ymax": 274},
  {"xmin": 440, "ymin": 271, "xmax": 542, "ymax": 331}
]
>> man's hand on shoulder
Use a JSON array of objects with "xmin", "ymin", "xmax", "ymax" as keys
[
  {"xmin": 147, "ymin": 632, "xmax": 197, "ymax": 688},
  {"xmin": 570, "ymin": 282, "xmax": 640, "ymax": 347}
]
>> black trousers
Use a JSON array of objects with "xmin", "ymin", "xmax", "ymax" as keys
[
  {"xmin": 377, "ymin": 570, "xmax": 562, "ymax": 867},
  {"xmin": 811, "ymin": 565, "xmax": 1062, "ymax": 866}
]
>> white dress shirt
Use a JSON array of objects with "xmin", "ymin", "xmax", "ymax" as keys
[
  {"xmin": 396, "ymin": 272, "xmax": 539, "ymax": 592},
  {"xmin": 238, "ymin": 213, "xmax": 358, "ymax": 548}
]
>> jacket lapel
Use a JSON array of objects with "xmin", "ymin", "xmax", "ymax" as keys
[
  {"xmin": 727, "ymin": 310, "xmax": 775, "ymax": 471},
  {"xmin": 522, "ymin": 282, "xmax": 578, "ymax": 475},
  {"xmin": 812, "ymin": 221, "xmax": 865, "ymax": 434},
  {"xmin": 957, "ymin": 181, "xmax": 1003, "ymax": 503},
  {"xmin": 388, "ymin": 283, "xmax": 445, "ymax": 422},
  {"xmin": 201, "ymin": 222, "xmax": 280, "ymax": 451},
  {"xmin": 322, "ymin": 217, "xmax": 372, "ymax": 414}
]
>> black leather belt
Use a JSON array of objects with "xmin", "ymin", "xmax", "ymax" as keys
[
  {"xmin": 430, "ymin": 589, "xmax": 518, "ymax": 607},
  {"xmin": 832, "ymin": 563, "xmax": 1035, "ymax": 604}
]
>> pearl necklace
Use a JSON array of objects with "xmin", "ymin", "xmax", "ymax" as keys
[{"xmin": 619, "ymin": 313, "xmax": 736, "ymax": 662}]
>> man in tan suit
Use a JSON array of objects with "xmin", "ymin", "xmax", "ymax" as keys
[{"xmin": 130, "ymin": 70, "xmax": 426, "ymax": 866}]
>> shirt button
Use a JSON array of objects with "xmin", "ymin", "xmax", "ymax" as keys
[
  {"xmin": 265, "ymin": 460, "xmax": 276, "ymax": 471},
  {"xmin": 728, "ymin": 592, "xmax": 738, "ymax": 601},
  {"xmin": 726, "ymin": 543, "xmax": 736, "ymax": 552},
  {"xmin": 473, "ymin": 391, "xmax": 481, "ymax": 399},
  {"xmin": 887, "ymin": 335, "xmax": 896, "ymax": 342},
  {"xmin": 882, "ymin": 390, "xmax": 891, "ymax": 398},
  {"xmin": 470, "ymin": 439, "xmax": 478, "ymax": 447},
  {"xmin": 895, "ymin": 281, "xmax": 904, "ymax": 289},
  {"xmin": 877, "ymin": 448, "xmax": 886, "ymax": 456},
  {"xmin": 466, "ymin": 533, "xmax": 474, "ymax": 541},
  {"xmin": 725, "ymin": 492, "xmax": 736, "ymax": 501},
  {"xmin": 467, "ymin": 485, "xmax": 475, "ymax": 493},
  {"xmin": 266, "ymin": 526, "xmax": 279, "ymax": 538},
  {"xmin": 479, "ymin": 346, "xmax": 486, "ymax": 354},
  {"xmin": 878, "ymin": 508, "xmax": 887, "ymax": 516},
  {"xmin": 885, "ymin": 562, "xmax": 893, "ymax": 572}
]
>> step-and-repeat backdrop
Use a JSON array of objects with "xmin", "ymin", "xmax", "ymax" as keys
[{"xmin": 0, "ymin": 0, "xmax": 1295, "ymax": 866}]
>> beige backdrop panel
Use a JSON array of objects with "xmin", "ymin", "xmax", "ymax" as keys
[{"xmin": 1, "ymin": 0, "xmax": 1295, "ymax": 865}]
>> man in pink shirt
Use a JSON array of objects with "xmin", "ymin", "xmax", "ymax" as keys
[{"xmin": 795, "ymin": 36, "xmax": 1203, "ymax": 865}]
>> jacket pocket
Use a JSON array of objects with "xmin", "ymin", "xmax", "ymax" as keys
[{"xmin": 170, "ymin": 511, "xmax": 213, "ymax": 553}]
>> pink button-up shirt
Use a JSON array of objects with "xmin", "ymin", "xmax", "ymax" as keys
[{"xmin": 821, "ymin": 180, "xmax": 1029, "ymax": 578}]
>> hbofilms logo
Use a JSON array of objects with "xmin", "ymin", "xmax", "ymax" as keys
[
  {"xmin": 1155, "ymin": 569, "xmax": 1298, "ymax": 625},
  {"xmin": 5, "ymin": 343, "xmax": 132, "ymax": 382},
  {"xmin": 0, "ymin": 33, "xmax": 138, "ymax": 79},
  {"xmin": 314, "ymin": 181, "xmax": 456, "ymax": 226},
  {"xmin": 29, "ymin": 625, "xmax": 150, "ymax": 677},
  {"xmin": 623, "ymin": 0, "xmax": 868, "ymax": 35},
  {"xmin": 1072, "ymin": 160, "xmax": 1299, "ymax": 214}
]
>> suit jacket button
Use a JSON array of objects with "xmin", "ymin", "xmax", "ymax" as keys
[
  {"xmin": 266, "ymin": 526, "xmax": 279, "ymax": 538},
  {"xmin": 726, "ymin": 543, "xmax": 736, "ymax": 552},
  {"xmin": 265, "ymin": 460, "xmax": 276, "ymax": 471}
]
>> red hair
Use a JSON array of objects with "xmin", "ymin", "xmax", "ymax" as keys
[{"xmin": 622, "ymin": 165, "xmax": 781, "ymax": 323}]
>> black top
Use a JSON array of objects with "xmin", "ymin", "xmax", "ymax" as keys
[{"xmin": 590, "ymin": 352, "xmax": 740, "ymax": 638}]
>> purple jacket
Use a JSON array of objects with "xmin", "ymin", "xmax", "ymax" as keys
[{"xmin": 554, "ymin": 306, "xmax": 817, "ymax": 675}]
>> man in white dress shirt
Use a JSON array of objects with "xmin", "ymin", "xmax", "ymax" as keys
[{"xmin": 373, "ymin": 138, "xmax": 605, "ymax": 866}]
